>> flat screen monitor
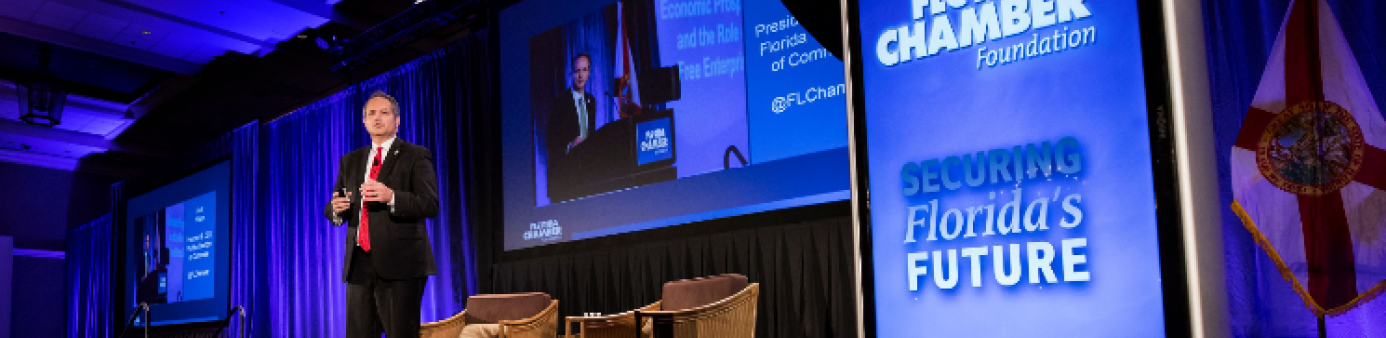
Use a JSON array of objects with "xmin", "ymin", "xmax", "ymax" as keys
[{"xmin": 845, "ymin": 0, "xmax": 1192, "ymax": 336}]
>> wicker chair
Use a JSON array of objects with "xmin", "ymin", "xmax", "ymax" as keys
[
  {"xmin": 420, "ymin": 292, "xmax": 560, "ymax": 338},
  {"xmin": 567, "ymin": 274, "xmax": 759, "ymax": 338}
]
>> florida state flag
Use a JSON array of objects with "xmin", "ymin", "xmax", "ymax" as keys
[{"xmin": 1230, "ymin": 0, "xmax": 1386, "ymax": 316}]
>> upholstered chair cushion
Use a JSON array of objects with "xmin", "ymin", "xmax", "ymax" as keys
[
  {"xmin": 463, "ymin": 293, "xmax": 552, "ymax": 324},
  {"xmin": 660, "ymin": 274, "xmax": 749, "ymax": 311}
]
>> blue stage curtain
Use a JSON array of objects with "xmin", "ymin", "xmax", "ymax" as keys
[
  {"xmin": 66, "ymin": 214, "xmax": 114, "ymax": 338},
  {"xmin": 226, "ymin": 122, "xmax": 264, "ymax": 338},
  {"xmin": 256, "ymin": 30, "xmax": 488, "ymax": 337},
  {"xmin": 1203, "ymin": 0, "xmax": 1386, "ymax": 336},
  {"xmin": 260, "ymin": 87, "xmax": 356, "ymax": 338}
]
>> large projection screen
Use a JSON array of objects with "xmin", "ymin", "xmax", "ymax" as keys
[
  {"xmin": 498, "ymin": 0, "xmax": 853, "ymax": 251},
  {"xmin": 123, "ymin": 160, "xmax": 233, "ymax": 327}
]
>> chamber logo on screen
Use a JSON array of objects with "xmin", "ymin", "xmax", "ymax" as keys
[
  {"xmin": 524, "ymin": 220, "xmax": 563, "ymax": 243},
  {"xmin": 638, "ymin": 119, "xmax": 674, "ymax": 165},
  {"xmin": 899, "ymin": 137, "xmax": 1091, "ymax": 292},
  {"xmin": 874, "ymin": 0, "xmax": 1095, "ymax": 70}
]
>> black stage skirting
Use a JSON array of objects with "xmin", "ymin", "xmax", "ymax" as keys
[{"xmin": 490, "ymin": 215, "xmax": 858, "ymax": 337}]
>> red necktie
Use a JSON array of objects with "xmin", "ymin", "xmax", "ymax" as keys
[{"xmin": 359, "ymin": 146, "xmax": 383, "ymax": 251}]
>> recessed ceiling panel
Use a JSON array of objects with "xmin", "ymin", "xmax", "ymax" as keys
[
  {"xmin": 125, "ymin": 0, "xmax": 328, "ymax": 42},
  {"xmin": 31, "ymin": 1, "xmax": 86, "ymax": 31},
  {"xmin": 111, "ymin": 22, "xmax": 168, "ymax": 51},
  {"xmin": 72, "ymin": 12, "xmax": 129, "ymax": 41},
  {"xmin": 148, "ymin": 34, "xmax": 198, "ymax": 59},
  {"xmin": 0, "ymin": 0, "xmax": 44, "ymax": 21}
]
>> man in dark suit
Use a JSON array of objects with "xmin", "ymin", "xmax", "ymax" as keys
[
  {"xmin": 547, "ymin": 53, "xmax": 599, "ymax": 162},
  {"xmin": 325, "ymin": 90, "xmax": 439, "ymax": 338},
  {"xmin": 547, "ymin": 54, "xmax": 598, "ymax": 197}
]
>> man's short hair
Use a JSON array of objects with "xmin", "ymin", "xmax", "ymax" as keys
[
  {"xmin": 571, "ymin": 53, "xmax": 592, "ymax": 69},
  {"xmin": 363, "ymin": 90, "xmax": 401, "ymax": 118}
]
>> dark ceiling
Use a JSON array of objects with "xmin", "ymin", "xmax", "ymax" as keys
[
  {"xmin": 0, "ymin": 32, "xmax": 170, "ymax": 102},
  {"xmin": 115, "ymin": 0, "xmax": 457, "ymax": 158},
  {"xmin": 0, "ymin": 0, "xmax": 477, "ymax": 177}
]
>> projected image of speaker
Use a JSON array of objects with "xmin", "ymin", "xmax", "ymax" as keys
[
  {"xmin": 133, "ymin": 209, "xmax": 172, "ymax": 305},
  {"xmin": 500, "ymin": 0, "xmax": 850, "ymax": 251},
  {"xmin": 528, "ymin": 3, "xmax": 681, "ymax": 203}
]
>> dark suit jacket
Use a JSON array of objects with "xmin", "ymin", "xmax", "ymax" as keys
[
  {"xmin": 547, "ymin": 89, "xmax": 598, "ymax": 160},
  {"xmin": 323, "ymin": 140, "xmax": 439, "ymax": 281}
]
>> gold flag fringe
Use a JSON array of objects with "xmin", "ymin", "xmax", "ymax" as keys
[{"xmin": 1231, "ymin": 200, "xmax": 1386, "ymax": 317}]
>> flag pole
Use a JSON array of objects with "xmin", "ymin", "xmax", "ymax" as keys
[{"xmin": 1317, "ymin": 313, "xmax": 1326, "ymax": 338}]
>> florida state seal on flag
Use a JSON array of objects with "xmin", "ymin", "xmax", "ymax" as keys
[{"xmin": 1230, "ymin": 0, "xmax": 1386, "ymax": 317}]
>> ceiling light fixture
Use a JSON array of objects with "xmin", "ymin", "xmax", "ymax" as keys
[{"xmin": 17, "ymin": 44, "xmax": 66, "ymax": 127}]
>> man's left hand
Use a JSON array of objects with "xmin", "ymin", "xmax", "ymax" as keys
[{"xmin": 360, "ymin": 179, "xmax": 393, "ymax": 203}]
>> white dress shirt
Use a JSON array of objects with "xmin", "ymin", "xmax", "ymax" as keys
[{"xmin": 332, "ymin": 137, "xmax": 398, "ymax": 238}]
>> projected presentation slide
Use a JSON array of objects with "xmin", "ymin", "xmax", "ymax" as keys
[
  {"xmin": 856, "ymin": 0, "xmax": 1176, "ymax": 337},
  {"xmin": 131, "ymin": 192, "xmax": 217, "ymax": 305},
  {"xmin": 125, "ymin": 161, "xmax": 231, "ymax": 326},
  {"xmin": 501, "ymin": 0, "xmax": 850, "ymax": 250}
]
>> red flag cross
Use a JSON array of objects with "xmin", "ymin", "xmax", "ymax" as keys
[{"xmin": 1232, "ymin": 0, "xmax": 1386, "ymax": 314}]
